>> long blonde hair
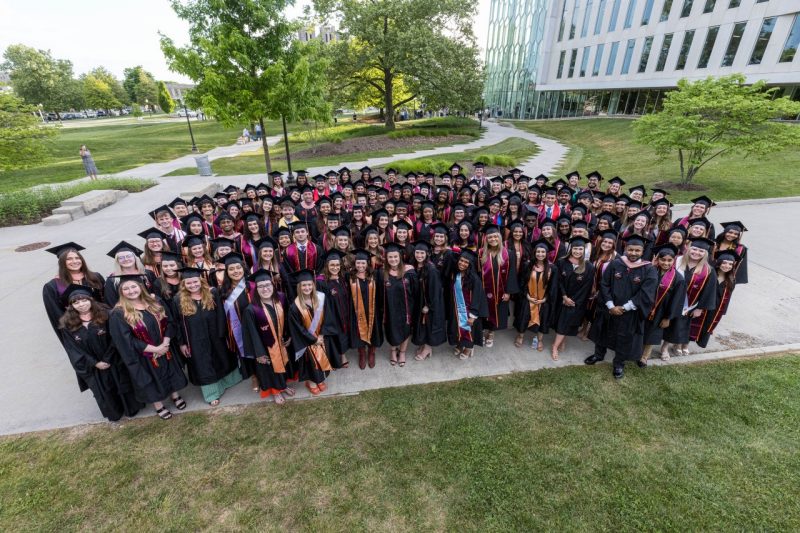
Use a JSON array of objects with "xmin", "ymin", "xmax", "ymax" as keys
[
  {"xmin": 113, "ymin": 254, "xmax": 146, "ymax": 275},
  {"xmin": 480, "ymin": 234, "xmax": 506, "ymax": 268},
  {"xmin": 178, "ymin": 277, "xmax": 215, "ymax": 316},
  {"xmin": 293, "ymin": 281, "xmax": 319, "ymax": 313},
  {"xmin": 115, "ymin": 281, "xmax": 166, "ymax": 326}
]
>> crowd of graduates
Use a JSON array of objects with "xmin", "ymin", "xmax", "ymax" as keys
[{"xmin": 42, "ymin": 163, "xmax": 748, "ymax": 421}]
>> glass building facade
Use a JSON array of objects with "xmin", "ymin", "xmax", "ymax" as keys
[{"xmin": 482, "ymin": 0, "xmax": 800, "ymax": 119}]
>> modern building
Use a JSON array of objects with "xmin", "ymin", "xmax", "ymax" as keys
[
  {"xmin": 164, "ymin": 82, "xmax": 195, "ymax": 104},
  {"xmin": 296, "ymin": 25, "xmax": 339, "ymax": 43},
  {"xmin": 483, "ymin": 0, "xmax": 800, "ymax": 118}
]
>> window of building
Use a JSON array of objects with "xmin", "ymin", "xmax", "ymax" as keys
[
  {"xmin": 624, "ymin": 0, "xmax": 637, "ymax": 29},
  {"xmin": 641, "ymin": 0, "xmax": 655, "ymax": 24},
  {"xmin": 703, "ymin": 0, "xmax": 716, "ymax": 13},
  {"xmin": 675, "ymin": 29, "xmax": 695, "ymax": 69},
  {"xmin": 638, "ymin": 36, "xmax": 654, "ymax": 72},
  {"xmin": 593, "ymin": 43, "xmax": 606, "ymax": 75},
  {"xmin": 728, "ymin": 0, "xmax": 740, "ymax": 6},
  {"xmin": 558, "ymin": 0, "xmax": 568, "ymax": 41},
  {"xmin": 581, "ymin": 0, "xmax": 593, "ymax": 37},
  {"xmin": 608, "ymin": 0, "xmax": 622, "ymax": 31},
  {"xmin": 557, "ymin": 50, "xmax": 567, "ymax": 77},
  {"xmin": 749, "ymin": 17, "xmax": 776, "ymax": 64},
  {"xmin": 595, "ymin": 0, "xmax": 607, "ymax": 34},
  {"xmin": 569, "ymin": 0, "xmax": 580, "ymax": 39},
  {"xmin": 780, "ymin": 14, "xmax": 800, "ymax": 63},
  {"xmin": 621, "ymin": 38, "xmax": 636, "ymax": 73},
  {"xmin": 568, "ymin": 48, "xmax": 578, "ymax": 77},
  {"xmin": 607, "ymin": 41, "xmax": 620, "ymax": 74},
  {"xmin": 660, "ymin": 0, "xmax": 673, "ymax": 22},
  {"xmin": 697, "ymin": 26, "xmax": 719, "ymax": 68},
  {"xmin": 721, "ymin": 21, "xmax": 747, "ymax": 66},
  {"xmin": 680, "ymin": 0, "xmax": 693, "ymax": 17},
  {"xmin": 656, "ymin": 33, "xmax": 674, "ymax": 70},
  {"xmin": 580, "ymin": 46, "xmax": 590, "ymax": 76}
]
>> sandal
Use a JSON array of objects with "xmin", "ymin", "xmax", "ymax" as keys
[
  {"xmin": 318, "ymin": 381, "xmax": 328, "ymax": 392},
  {"xmin": 389, "ymin": 348, "xmax": 398, "ymax": 366},
  {"xmin": 398, "ymin": 351, "xmax": 406, "ymax": 367},
  {"xmin": 305, "ymin": 381, "xmax": 320, "ymax": 395},
  {"xmin": 156, "ymin": 407, "xmax": 172, "ymax": 420},
  {"xmin": 453, "ymin": 347, "xmax": 462, "ymax": 356},
  {"xmin": 172, "ymin": 395, "xmax": 187, "ymax": 410},
  {"xmin": 514, "ymin": 334, "xmax": 524, "ymax": 348},
  {"xmin": 274, "ymin": 393, "xmax": 286, "ymax": 405},
  {"xmin": 209, "ymin": 399, "xmax": 220, "ymax": 407},
  {"xmin": 485, "ymin": 333, "xmax": 494, "ymax": 348},
  {"xmin": 660, "ymin": 348, "xmax": 670, "ymax": 361},
  {"xmin": 536, "ymin": 339, "xmax": 544, "ymax": 352},
  {"xmin": 551, "ymin": 347, "xmax": 559, "ymax": 361},
  {"xmin": 341, "ymin": 361, "xmax": 349, "ymax": 369},
  {"xmin": 460, "ymin": 348, "xmax": 474, "ymax": 360},
  {"xmin": 283, "ymin": 387, "xmax": 296, "ymax": 397}
]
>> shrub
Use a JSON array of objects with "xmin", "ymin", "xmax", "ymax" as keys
[{"xmin": 0, "ymin": 178, "xmax": 157, "ymax": 227}]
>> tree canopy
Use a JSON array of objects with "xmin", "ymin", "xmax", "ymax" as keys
[
  {"xmin": 313, "ymin": 0, "xmax": 483, "ymax": 129},
  {"xmin": 82, "ymin": 67, "xmax": 126, "ymax": 112},
  {"xmin": 123, "ymin": 66, "xmax": 159, "ymax": 107},
  {"xmin": 0, "ymin": 93, "xmax": 57, "ymax": 172},
  {"xmin": 634, "ymin": 74, "xmax": 800, "ymax": 184},
  {"xmin": 157, "ymin": 81, "xmax": 176, "ymax": 114},
  {"xmin": 2, "ymin": 44, "xmax": 83, "ymax": 116}
]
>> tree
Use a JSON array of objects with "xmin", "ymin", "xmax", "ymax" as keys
[
  {"xmin": 157, "ymin": 81, "xmax": 176, "ymax": 113},
  {"xmin": 88, "ymin": 67, "xmax": 128, "ymax": 107},
  {"xmin": 122, "ymin": 66, "xmax": 158, "ymax": 107},
  {"xmin": 634, "ymin": 75, "xmax": 800, "ymax": 185},
  {"xmin": 314, "ymin": 0, "xmax": 483, "ymax": 129},
  {"xmin": 161, "ymin": 0, "xmax": 303, "ymax": 174},
  {"xmin": 2, "ymin": 44, "xmax": 83, "ymax": 116},
  {"xmin": 82, "ymin": 68, "xmax": 122, "ymax": 112},
  {"xmin": 0, "ymin": 93, "xmax": 57, "ymax": 172}
]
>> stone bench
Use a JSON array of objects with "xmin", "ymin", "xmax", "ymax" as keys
[{"xmin": 42, "ymin": 189, "xmax": 128, "ymax": 226}]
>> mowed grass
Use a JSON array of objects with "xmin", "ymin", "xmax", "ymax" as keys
[
  {"xmin": 0, "ymin": 119, "xmax": 264, "ymax": 193},
  {"xmin": 166, "ymin": 117, "xmax": 483, "ymax": 176},
  {"xmin": 510, "ymin": 118, "xmax": 800, "ymax": 204},
  {"xmin": 3, "ymin": 355, "xmax": 799, "ymax": 531},
  {"xmin": 386, "ymin": 137, "xmax": 540, "ymax": 175}
]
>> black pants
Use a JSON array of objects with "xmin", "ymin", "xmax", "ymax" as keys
[{"xmin": 593, "ymin": 344, "xmax": 627, "ymax": 365}]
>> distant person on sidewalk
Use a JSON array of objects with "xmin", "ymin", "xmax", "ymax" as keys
[
  {"xmin": 254, "ymin": 123, "xmax": 262, "ymax": 140},
  {"xmin": 80, "ymin": 145, "xmax": 99, "ymax": 180}
]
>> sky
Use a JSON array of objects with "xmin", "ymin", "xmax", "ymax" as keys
[{"xmin": 0, "ymin": 0, "xmax": 492, "ymax": 82}]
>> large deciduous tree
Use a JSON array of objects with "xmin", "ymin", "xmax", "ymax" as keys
[
  {"xmin": 0, "ymin": 93, "xmax": 57, "ymax": 172},
  {"xmin": 82, "ymin": 68, "xmax": 125, "ymax": 112},
  {"xmin": 314, "ymin": 0, "xmax": 483, "ymax": 130},
  {"xmin": 122, "ymin": 66, "xmax": 159, "ymax": 107},
  {"xmin": 634, "ymin": 74, "xmax": 800, "ymax": 185},
  {"xmin": 2, "ymin": 44, "xmax": 83, "ymax": 116},
  {"xmin": 161, "ymin": 0, "xmax": 297, "ymax": 173}
]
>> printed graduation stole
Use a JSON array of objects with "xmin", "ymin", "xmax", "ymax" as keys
[
  {"xmin": 453, "ymin": 273, "xmax": 473, "ymax": 342},
  {"xmin": 649, "ymin": 267, "xmax": 677, "ymax": 320},
  {"xmin": 297, "ymin": 301, "xmax": 332, "ymax": 371},
  {"xmin": 480, "ymin": 248, "xmax": 509, "ymax": 328},
  {"xmin": 527, "ymin": 267, "xmax": 548, "ymax": 328},
  {"xmin": 687, "ymin": 263, "xmax": 712, "ymax": 341},
  {"xmin": 253, "ymin": 302, "xmax": 288, "ymax": 373},
  {"xmin": 350, "ymin": 277, "xmax": 376, "ymax": 344}
]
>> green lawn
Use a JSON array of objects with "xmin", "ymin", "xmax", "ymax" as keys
[
  {"xmin": 385, "ymin": 137, "xmax": 540, "ymax": 175},
  {"xmin": 510, "ymin": 118, "xmax": 800, "ymax": 204},
  {"xmin": 4, "ymin": 355, "xmax": 798, "ymax": 530},
  {"xmin": 0, "ymin": 119, "xmax": 263, "ymax": 193},
  {"xmin": 166, "ymin": 117, "xmax": 482, "ymax": 176}
]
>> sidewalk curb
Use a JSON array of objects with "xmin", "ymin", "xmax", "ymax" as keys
[{"xmin": 673, "ymin": 196, "xmax": 800, "ymax": 209}]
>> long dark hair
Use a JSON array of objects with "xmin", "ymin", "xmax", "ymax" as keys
[
  {"xmin": 57, "ymin": 249, "xmax": 104, "ymax": 289},
  {"xmin": 59, "ymin": 299, "xmax": 109, "ymax": 332}
]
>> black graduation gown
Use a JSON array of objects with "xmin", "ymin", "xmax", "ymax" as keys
[
  {"xmin": 109, "ymin": 307, "xmax": 188, "ymax": 404},
  {"xmin": 552, "ymin": 259, "xmax": 596, "ymax": 336},
  {"xmin": 695, "ymin": 279, "xmax": 735, "ymax": 348},
  {"xmin": 431, "ymin": 249, "xmax": 456, "ymax": 283},
  {"xmin": 288, "ymin": 299, "xmax": 330, "ymax": 384},
  {"xmin": 61, "ymin": 321, "xmax": 143, "ymax": 421},
  {"xmin": 221, "ymin": 282, "xmax": 256, "ymax": 379},
  {"xmin": 243, "ymin": 302, "xmax": 292, "ymax": 392},
  {"xmin": 315, "ymin": 276, "xmax": 352, "ymax": 368},
  {"xmin": 513, "ymin": 263, "xmax": 557, "ymax": 334},
  {"xmin": 446, "ymin": 269, "xmax": 489, "ymax": 348},
  {"xmin": 643, "ymin": 270, "xmax": 686, "ymax": 346},
  {"xmin": 42, "ymin": 275, "xmax": 105, "ymax": 347},
  {"xmin": 663, "ymin": 262, "xmax": 718, "ymax": 344},
  {"xmin": 104, "ymin": 270, "xmax": 157, "ymax": 308},
  {"xmin": 589, "ymin": 258, "xmax": 658, "ymax": 360},
  {"xmin": 412, "ymin": 263, "xmax": 447, "ymax": 346},
  {"xmin": 172, "ymin": 290, "xmax": 239, "ymax": 386},
  {"xmin": 348, "ymin": 273, "xmax": 385, "ymax": 348},
  {"xmin": 383, "ymin": 269, "xmax": 418, "ymax": 346}
]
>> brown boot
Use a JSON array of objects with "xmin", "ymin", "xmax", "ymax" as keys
[
  {"xmin": 368, "ymin": 347, "xmax": 376, "ymax": 368},
  {"xmin": 358, "ymin": 348, "xmax": 367, "ymax": 370}
]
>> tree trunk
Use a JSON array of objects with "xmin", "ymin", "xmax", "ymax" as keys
[
  {"xmin": 258, "ymin": 117, "xmax": 272, "ymax": 176},
  {"xmin": 678, "ymin": 149, "xmax": 686, "ymax": 184},
  {"xmin": 384, "ymin": 69, "xmax": 395, "ymax": 131},
  {"xmin": 379, "ymin": 107, "xmax": 385, "ymax": 121}
]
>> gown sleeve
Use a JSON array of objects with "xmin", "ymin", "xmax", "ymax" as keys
[
  {"xmin": 734, "ymin": 246, "xmax": 748, "ymax": 284},
  {"xmin": 242, "ymin": 305, "xmax": 267, "ymax": 359},
  {"xmin": 109, "ymin": 310, "xmax": 153, "ymax": 391},
  {"xmin": 42, "ymin": 281, "xmax": 65, "ymax": 343},
  {"xmin": 469, "ymin": 271, "xmax": 490, "ymax": 318},
  {"xmin": 632, "ymin": 265, "xmax": 659, "ymax": 321},
  {"xmin": 104, "ymin": 277, "xmax": 119, "ymax": 308},
  {"xmin": 288, "ymin": 303, "xmax": 319, "ymax": 348},
  {"xmin": 62, "ymin": 329, "xmax": 98, "ymax": 378}
]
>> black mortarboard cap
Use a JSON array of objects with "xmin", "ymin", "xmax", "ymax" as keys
[
  {"xmin": 138, "ymin": 228, "xmax": 168, "ymax": 241},
  {"xmin": 45, "ymin": 242, "xmax": 85, "ymax": 257},
  {"xmin": 351, "ymin": 248, "xmax": 374, "ymax": 262},
  {"xmin": 107, "ymin": 241, "xmax": 143, "ymax": 258},
  {"xmin": 720, "ymin": 220, "xmax": 747, "ymax": 232},
  {"xmin": 688, "ymin": 217, "xmax": 711, "ymax": 229},
  {"xmin": 531, "ymin": 238, "xmax": 554, "ymax": 252},
  {"xmin": 168, "ymin": 197, "xmax": 188, "ymax": 208},
  {"xmin": 654, "ymin": 244, "xmax": 679, "ymax": 257},
  {"xmin": 248, "ymin": 268, "xmax": 277, "ymax": 283},
  {"xmin": 412, "ymin": 240, "xmax": 432, "ymax": 253},
  {"xmin": 383, "ymin": 242, "xmax": 405, "ymax": 254},
  {"xmin": 211, "ymin": 237, "xmax": 237, "ymax": 250},
  {"xmin": 61, "ymin": 284, "xmax": 94, "ymax": 305},
  {"xmin": 569, "ymin": 236, "xmax": 590, "ymax": 247},
  {"xmin": 586, "ymin": 170, "xmax": 603, "ymax": 181},
  {"xmin": 625, "ymin": 235, "xmax": 650, "ymax": 247},
  {"xmin": 689, "ymin": 237, "xmax": 715, "ymax": 251},
  {"xmin": 690, "ymin": 195, "xmax": 716, "ymax": 207},
  {"xmin": 393, "ymin": 220, "xmax": 412, "ymax": 231},
  {"xmin": 178, "ymin": 267, "xmax": 206, "ymax": 279},
  {"xmin": 332, "ymin": 227, "xmax": 351, "ymax": 238},
  {"xmin": 223, "ymin": 252, "xmax": 246, "ymax": 266},
  {"xmin": 322, "ymin": 249, "xmax": 345, "ymax": 263},
  {"xmin": 148, "ymin": 205, "xmax": 173, "ymax": 220},
  {"xmin": 482, "ymin": 224, "xmax": 502, "ymax": 235},
  {"xmin": 608, "ymin": 176, "xmax": 626, "ymax": 186},
  {"xmin": 184, "ymin": 236, "xmax": 206, "ymax": 249},
  {"xmin": 629, "ymin": 184, "xmax": 647, "ymax": 195}
]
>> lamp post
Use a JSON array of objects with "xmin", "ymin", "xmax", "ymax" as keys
[
  {"xmin": 282, "ymin": 114, "xmax": 293, "ymax": 179},
  {"xmin": 145, "ymin": 99, "xmax": 153, "ymax": 118},
  {"xmin": 181, "ymin": 101, "xmax": 198, "ymax": 153}
]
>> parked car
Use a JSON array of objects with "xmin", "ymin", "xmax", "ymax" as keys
[
  {"xmin": 177, "ymin": 109, "xmax": 198, "ymax": 118},
  {"xmin": 96, "ymin": 110, "xmax": 106, "ymax": 117},
  {"xmin": 84, "ymin": 110, "xmax": 97, "ymax": 118}
]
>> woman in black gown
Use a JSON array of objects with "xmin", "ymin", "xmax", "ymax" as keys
[
  {"xmin": 551, "ymin": 237, "xmax": 596, "ymax": 360},
  {"xmin": 348, "ymin": 249, "xmax": 384, "ymax": 369},
  {"xmin": 382, "ymin": 242, "xmax": 418, "ymax": 367},
  {"xmin": 314, "ymin": 250, "xmax": 352, "ymax": 368},
  {"xmin": 411, "ymin": 240, "xmax": 446, "ymax": 360},
  {"xmin": 59, "ymin": 285, "xmax": 143, "ymax": 421}
]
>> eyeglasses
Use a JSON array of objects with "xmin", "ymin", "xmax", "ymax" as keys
[{"xmin": 117, "ymin": 254, "xmax": 135, "ymax": 260}]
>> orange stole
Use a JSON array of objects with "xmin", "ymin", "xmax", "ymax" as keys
[
  {"xmin": 527, "ymin": 268, "xmax": 548, "ymax": 328},
  {"xmin": 350, "ymin": 277, "xmax": 376, "ymax": 344},
  {"xmin": 299, "ymin": 303, "xmax": 332, "ymax": 372},
  {"xmin": 262, "ymin": 303, "xmax": 288, "ymax": 373}
]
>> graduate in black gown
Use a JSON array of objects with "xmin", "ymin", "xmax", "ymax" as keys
[
  {"xmin": 447, "ymin": 248, "xmax": 488, "ymax": 359},
  {"xmin": 411, "ymin": 241, "xmax": 446, "ymax": 360},
  {"xmin": 695, "ymin": 251, "xmax": 739, "ymax": 349},
  {"xmin": 382, "ymin": 242, "xmax": 419, "ymax": 367},
  {"xmin": 551, "ymin": 237, "xmax": 596, "ymax": 360},
  {"xmin": 42, "ymin": 242, "xmax": 105, "ymax": 348},
  {"xmin": 640, "ymin": 245, "xmax": 686, "ymax": 364},
  {"xmin": 242, "ymin": 269, "xmax": 297, "ymax": 404},
  {"xmin": 348, "ymin": 249, "xmax": 384, "ymax": 369},
  {"xmin": 219, "ymin": 253, "xmax": 256, "ymax": 384},
  {"xmin": 172, "ymin": 267, "xmax": 241, "ymax": 406},
  {"xmin": 108, "ymin": 275, "xmax": 188, "ymax": 420},
  {"xmin": 585, "ymin": 235, "xmax": 658, "ymax": 378},
  {"xmin": 287, "ymin": 269, "xmax": 333, "ymax": 395},
  {"xmin": 104, "ymin": 241, "xmax": 157, "ymax": 308},
  {"xmin": 314, "ymin": 250, "xmax": 352, "ymax": 368},
  {"xmin": 513, "ymin": 239, "xmax": 556, "ymax": 351},
  {"xmin": 715, "ymin": 221, "xmax": 748, "ymax": 284},
  {"xmin": 59, "ymin": 285, "xmax": 143, "ymax": 421}
]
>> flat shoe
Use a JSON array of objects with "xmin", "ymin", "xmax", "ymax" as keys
[{"xmin": 318, "ymin": 382, "xmax": 328, "ymax": 392}]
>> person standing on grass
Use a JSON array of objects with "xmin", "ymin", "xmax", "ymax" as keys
[{"xmin": 79, "ymin": 145, "xmax": 99, "ymax": 180}]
